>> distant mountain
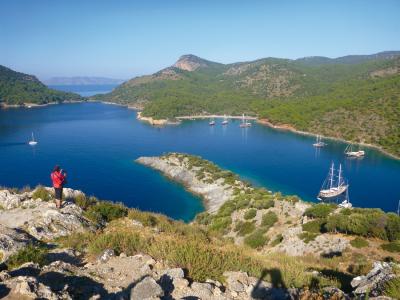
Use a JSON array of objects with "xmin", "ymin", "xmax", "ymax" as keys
[
  {"xmin": 96, "ymin": 51, "xmax": 400, "ymax": 156},
  {"xmin": 0, "ymin": 65, "xmax": 83, "ymax": 105},
  {"xmin": 44, "ymin": 76, "xmax": 125, "ymax": 86}
]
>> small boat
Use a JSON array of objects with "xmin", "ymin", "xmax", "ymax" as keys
[
  {"xmin": 338, "ymin": 189, "xmax": 352, "ymax": 208},
  {"xmin": 344, "ymin": 143, "xmax": 365, "ymax": 158},
  {"xmin": 221, "ymin": 115, "xmax": 228, "ymax": 125},
  {"xmin": 313, "ymin": 135, "xmax": 326, "ymax": 147},
  {"xmin": 28, "ymin": 132, "xmax": 38, "ymax": 146},
  {"xmin": 209, "ymin": 118, "xmax": 215, "ymax": 126},
  {"xmin": 317, "ymin": 162, "xmax": 348, "ymax": 200},
  {"xmin": 239, "ymin": 114, "xmax": 251, "ymax": 128}
]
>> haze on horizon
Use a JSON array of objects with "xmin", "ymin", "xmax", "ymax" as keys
[{"xmin": 1, "ymin": 0, "xmax": 399, "ymax": 80}]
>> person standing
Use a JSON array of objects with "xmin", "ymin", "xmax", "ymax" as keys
[{"xmin": 51, "ymin": 165, "xmax": 67, "ymax": 209}]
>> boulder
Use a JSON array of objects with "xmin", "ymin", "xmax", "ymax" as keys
[
  {"xmin": 351, "ymin": 261, "xmax": 396, "ymax": 297},
  {"xmin": 0, "ymin": 225, "xmax": 34, "ymax": 261},
  {"xmin": 98, "ymin": 249, "xmax": 115, "ymax": 263},
  {"xmin": 130, "ymin": 276, "xmax": 164, "ymax": 300}
]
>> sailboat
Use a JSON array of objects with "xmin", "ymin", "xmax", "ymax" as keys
[
  {"xmin": 317, "ymin": 162, "xmax": 348, "ymax": 200},
  {"xmin": 209, "ymin": 118, "xmax": 215, "ymax": 126},
  {"xmin": 221, "ymin": 115, "xmax": 228, "ymax": 125},
  {"xmin": 313, "ymin": 135, "xmax": 326, "ymax": 147},
  {"xmin": 239, "ymin": 114, "xmax": 251, "ymax": 128},
  {"xmin": 28, "ymin": 132, "xmax": 38, "ymax": 146},
  {"xmin": 344, "ymin": 143, "xmax": 365, "ymax": 158},
  {"xmin": 338, "ymin": 188, "xmax": 352, "ymax": 208}
]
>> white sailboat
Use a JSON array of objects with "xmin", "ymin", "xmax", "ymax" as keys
[
  {"xmin": 209, "ymin": 118, "xmax": 215, "ymax": 126},
  {"xmin": 338, "ymin": 189, "xmax": 352, "ymax": 208},
  {"xmin": 317, "ymin": 162, "xmax": 348, "ymax": 200},
  {"xmin": 221, "ymin": 115, "xmax": 228, "ymax": 125},
  {"xmin": 313, "ymin": 135, "xmax": 326, "ymax": 147},
  {"xmin": 28, "ymin": 132, "xmax": 38, "ymax": 146},
  {"xmin": 344, "ymin": 143, "xmax": 365, "ymax": 158},
  {"xmin": 239, "ymin": 114, "xmax": 251, "ymax": 128}
]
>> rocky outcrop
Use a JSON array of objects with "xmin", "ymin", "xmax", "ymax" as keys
[
  {"xmin": 173, "ymin": 54, "xmax": 212, "ymax": 71},
  {"xmin": 0, "ymin": 187, "xmax": 94, "ymax": 261},
  {"xmin": 136, "ymin": 155, "xmax": 235, "ymax": 213},
  {"xmin": 351, "ymin": 261, "xmax": 397, "ymax": 297}
]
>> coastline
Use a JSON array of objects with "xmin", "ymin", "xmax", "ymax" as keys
[{"xmin": 0, "ymin": 99, "xmax": 85, "ymax": 109}]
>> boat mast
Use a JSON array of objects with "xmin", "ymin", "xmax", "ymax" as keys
[
  {"xmin": 329, "ymin": 162, "xmax": 334, "ymax": 189},
  {"xmin": 397, "ymin": 200, "xmax": 400, "ymax": 216},
  {"xmin": 338, "ymin": 164, "xmax": 342, "ymax": 188},
  {"xmin": 31, "ymin": 132, "xmax": 35, "ymax": 142}
]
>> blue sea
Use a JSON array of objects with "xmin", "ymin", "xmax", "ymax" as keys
[
  {"xmin": 0, "ymin": 102, "xmax": 399, "ymax": 221},
  {"xmin": 49, "ymin": 84, "xmax": 119, "ymax": 97}
]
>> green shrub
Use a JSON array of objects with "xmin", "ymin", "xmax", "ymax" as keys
[
  {"xmin": 386, "ymin": 213, "xmax": 400, "ymax": 242},
  {"xmin": 305, "ymin": 203, "xmax": 335, "ymax": 219},
  {"xmin": 251, "ymin": 198, "xmax": 274, "ymax": 209},
  {"xmin": 209, "ymin": 216, "xmax": 232, "ymax": 233},
  {"xmin": 261, "ymin": 211, "xmax": 278, "ymax": 228},
  {"xmin": 244, "ymin": 209, "xmax": 257, "ymax": 220},
  {"xmin": 84, "ymin": 201, "xmax": 128, "ymax": 224},
  {"xmin": 298, "ymin": 232, "xmax": 318, "ymax": 244},
  {"xmin": 244, "ymin": 229, "xmax": 268, "ymax": 249},
  {"xmin": 89, "ymin": 232, "xmax": 145, "ymax": 255},
  {"xmin": 350, "ymin": 237, "xmax": 369, "ymax": 248},
  {"xmin": 302, "ymin": 219, "xmax": 326, "ymax": 233},
  {"xmin": 195, "ymin": 212, "xmax": 212, "ymax": 225},
  {"xmin": 32, "ymin": 186, "xmax": 52, "ymax": 201},
  {"xmin": 235, "ymin": 221, "xmax": 256, "ymax": 236},
  {"xmin": 384, "ymin": 277, "xmax": 400, "ymax": 299},
  {"xmin": 6, "ymin": 244, "xmax": 48, "ymax": 270},
  {"xmin": 128, "ymin": 209, "xmax": 159, "ymax": 227},
  {"xmin": 74, "ymin": 194, "xmax": 97, "ymax": 210},
  {"xmin": 381, "ymin": 241, "xmax": 400, "ymax": 253},
  {"xmin": 270, "ymin": 234, "xmax": 283, "ymax": 247}
]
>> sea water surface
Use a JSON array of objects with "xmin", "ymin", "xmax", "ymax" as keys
[
  {"xmin": 49, "ymin": 84, "xmax": 118, "ymax": 97},
  {"xmin": 0, "ymin": 102, "xmax": 399, "ymax": 221}
]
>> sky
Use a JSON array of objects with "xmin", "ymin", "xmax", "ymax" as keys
[{"xmin": 1, "ymin": 0, "xmax": 399, "ymax": 80}]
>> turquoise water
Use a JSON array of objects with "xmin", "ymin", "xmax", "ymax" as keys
[
  {"xmin": 49, "ymin": 84, "xmax": 118, "ymax": 97},
  {"xmin": 0, "ymin": 102, "xmax": 399, "ymax": 221}
]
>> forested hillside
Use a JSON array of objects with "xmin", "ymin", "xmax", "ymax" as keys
[
  {"xmin": 96, "ymin": 52, "xmax": 400, "ymax": 156},
  {"xmin": 0, "ymin": 65, "xmax": 83, "ymax": 105}
]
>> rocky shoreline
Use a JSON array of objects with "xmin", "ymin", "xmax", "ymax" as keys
[{"xmin": 136, "ymin": 155, "xmax": 236, "ymax": 213}]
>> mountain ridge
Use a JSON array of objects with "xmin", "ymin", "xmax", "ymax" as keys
[{"xmin": 44, "ymin": 76, "xmax": 125, "ymax": 86}]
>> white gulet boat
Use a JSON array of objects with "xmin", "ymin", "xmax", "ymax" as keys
[
  {"xmin": 239, "ymin": 114, "xmax": 251, "ymax": 128},
  {"xmin": 313, "ymin": 135, "xmax": 326, "ymax": 147},
  {"xmin": 317, "ymin": 162, "xmax": 348, "ymax": 200},
  {"xmin": 221, "ymin": 115, "xmax": 228, "ymax": 125},
  {"xmin": 344, "ymin": 143, "xmax": 365, "ymax": 158},
  {"xmin": 28, "ymin": 132, "xmax": 38, "ymax": 146},
  {"xmin": 209, "ymin": 118, "xmax": 215, "ymax": 126}
]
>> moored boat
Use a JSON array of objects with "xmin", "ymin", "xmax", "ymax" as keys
[
  {"xmin": 344, "ymin": 143, "xmax": 365, "ymax": 158},
  {"xmin": 221, "ymin": 115, "xmax": 228, "ymax": 125},
  {"xmin": 313, "ymin": 135, "xmax": 326, "ymax": 147},
  {"xmin": 317, "ymin": 162, "xmax": 348, "ymax": 200},
  {"xmin": 239, "ymin": 114, "xmax": 251, "ymax": 128},
  {"xmin": 28, "ymin": 132, "xmax": 38, "ymax": 146}
]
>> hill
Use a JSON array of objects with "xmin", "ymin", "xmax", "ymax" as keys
[
  {"xmin": 96, "ymin": 51, "xmax": 400, "ymax": 157},
  {"xmin": 44, "ymin": 76, "xmax": 125, "ymax": 86},
  {"xmin": 0, "ymin": 65, "xmax": 83, "ymax": 106}
]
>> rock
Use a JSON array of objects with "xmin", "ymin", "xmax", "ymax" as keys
[
  {"xmin": 98, "ymin": 249, "xmax": 115, "ymax": 263},
  {"xmin": 0, "ymin": 224, "xmax": 34, "ymax": 261},
  {"xmin": 223, "ymin": 271, "xmax": 249, "ymax": 292},
  {"xmin": 130, "ymin": 276, "xmax": 164, "ymax": 300},
  {"xmin": 351, "ymin": 261, "xmax": 396, "ymax": 297},
  {"xmin": 131, "ymin": 220, "xmax": 144, "ymax": 227},
  {"xmin": 0, "ymin": 190, "xmax": 29, "ymax": 210},
  {"xmin": 10, "ymin": 276, "xmax": 63, "ymax": 300},
  {"xmin": 161, "ymin": 267, "xmax": 185, "ymax": 279}
]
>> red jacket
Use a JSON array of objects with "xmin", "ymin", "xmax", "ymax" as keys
[{"xmin": 51, "ymin": 171, "xmax": 66, "ymax": 188}]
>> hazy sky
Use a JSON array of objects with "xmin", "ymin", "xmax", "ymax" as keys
[{"xmin": 1, "ymin": 0, "xmax": 399, "ymax": 79}]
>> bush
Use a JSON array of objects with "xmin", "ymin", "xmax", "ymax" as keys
[
  {"xmin": 386, "ymin": 213, "xmax": 400, "ymax": 242},
  {"xmin": 84, "ymin": 201, "xmax": 128, "ymax": 224},
  {"xmin": 302, "ymin": 219, "xmax": 326, "ymax": 233},
  {"xmin": 235, "ymin": 221, "xmax": 256, "ymax": 236},
  {"xmin": 128, "ymin": 209, "xmax": 159, "ymax": 227},
  {"xmin": 209, "ymin": 216, "xmax": 232, "ymax": 233},
  {"xmin": 298, "ymin": 232, "xmax": 318, "ymax": 244},
  {"xmin": 32, "ymin": 186, "xmax": 52, "ymax": 202},
  {"xmin": 261, "ymin": 211, "xmax": 278, "ymax": 228},
  {"xmin": 244, "ymin": 229, "xmax": 268, "ymax": 249},
  {"xmin": 244, "ymin": 209, "xmax": 257, "ymax": 220},
  {"xmin": 74, "ymin": 194, "xmax": 97, "ymax": 210},
  {"xmin": 251, "ymin": 198, "xmax": 274, "ymax": 209},
  {"xmin": 384, "ymin": 277, "xmax": 400, "ymax": 299},
  {"xmin": 305, "ymin": 203, "xmax": 335, "ymax": 219},
  {"xmin": 381, "ymin": 241, "xmax": 400, "ymax": 253},
  {"xmin": 270, "ymin": 234, "xmax": 283, "ymax": 247},
  {"xmin": 350, "ymin": 237, "xmax": 369, "ymax": 248},
  {"xmin": 6, "ymin": 244, "xmax": 48, "ymax": 270}
]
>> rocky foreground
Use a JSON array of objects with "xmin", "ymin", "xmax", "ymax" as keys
[{"xmin": 0, "ymin": 184, "xmax": 399, "ymax": 299}]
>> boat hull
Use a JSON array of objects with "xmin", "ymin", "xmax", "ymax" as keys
[{"xmin": 318, "ymin": 185, "xmax": 348, "ymax": 199}]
